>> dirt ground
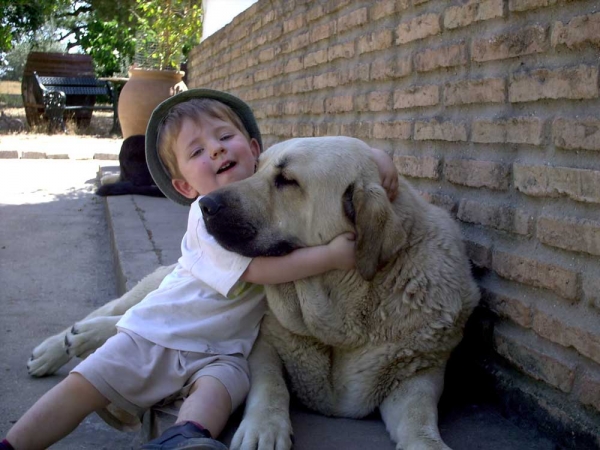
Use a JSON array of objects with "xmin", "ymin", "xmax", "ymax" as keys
[{"xmin": 0, "ymin": 106, "xmax": 118, "ymax": 138}]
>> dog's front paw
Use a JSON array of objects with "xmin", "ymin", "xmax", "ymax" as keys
[
  {"xmin": 28, "ymin": 332, "xmax": 72, "ymax": 377},
  {"xmin": 65, "ymin": 316, "xmax": 119, "ymax": 359},
  {"xmin": 230, "ymin": 411, "xmax": 292, "ymax": 450}
]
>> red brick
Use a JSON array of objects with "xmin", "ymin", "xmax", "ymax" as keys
[
  {"xmin": 533, "ymin": 305, "xmax": 600, "ymax": 365},
  {"xmin": 371, "ymin": 58, "xmax": 412, "ymax": 80},
  {"xmin": 458, "ymin": 200, "xmax": 531, "ymax": 235},
  {"xmin": 444, "ymin": 0, "xmax": 504, "ymax": 30},
  {"xmin": 283, "ymin": 15, "xmax": 304, "ymax": 34},
  {"xmin": 414, "ymin": 43, "xmax": 467, "ymax": 73},
  {"xmin": 509, "ymin": 65, "xmax": 599, "ymax": 103},
  {"xmin": 291, "ymin": 77, "xmax": 313, "ymax": 94},
  {"xmin": 337, "ymin": 8, "xmax": 368, "ymax": 33},
  {"xmin": 445, "ymin": 159, "xmax": 510, "ymax": 190},
  {"xmin": 291, "ymin": 122, "xmax": 314, "ymax": 137},
  {"xmin": 373, "ymin": 121, "xmax": 412, "ymax": 140},
  {"xmin": 307, "ymin": 4, "xmax": 324, "ymax": 22},
  {"xmin": 509, "ymin": 0, "xmax": 558, "ymax": 12},
  {"xmin": 396, "ymin": 13, "xmax": 441, "ymax": 44},
  {"xmin": 584, "ymin": 277, "xmax": 600, "ymax": 311},
  {"xmin": 313, "ymin": 72, "xmax": 337, "ymax": 90},
  {"xmin": 340, "ymin": 121, "xmax": 372, "ymax": 139},
  {"xmin": 414, "ymin": 120, "xmax": 467, "ymax": 142},
  {"xmin": 304, "ymin": 49, "xmax": 328, "ymax": 68},
  {"xmin": 493, "ymin": 251, "xmax": 578, "ymax": 300},
  {"xmin": 472, "ymin": 25, "xmax": 548, "ymax": 62},
  {"xmin": 494, "ymin": 322, "xmax": 576, "ymax": 393},
  {"xmin": 284, "ymin": 56, "xmax": 304, "ymax": 74},
  {"xmin": 393, "ymin": 85, "xmax": 439, "ymax": 109},
  {"xmin": 338, "ymin": 64, "xmax": 370, "ymax": 85},
  {"xmin": 445, "ymin": 78, "xmax": 505, "ymax": 106},
  {"xmin": 328, "ymin": 41, "xmax": 355, "ymax": 61},
  {"xmin": 393, "ymin": 155, "xmax": 441, "ymax": 179},
  {"xmin": 513, "ymin": 164, "xmax": 600, "ymax": 204},
  {"xmin": 472, "ymin": 117, "xmax": 543, "ymax": 145},
  {"xmin": 357, "ymin": 29, "xmax": 394, "ymax": 54},
  {"xmin": 371, "ymin": 0, "xmax": 410, "ymax": 21},
  {"xmin": 258, "ymin": 47, "xmax": 276, "ymax": 63},
  {"xmin": 355, "ymin": 91, "xmax": 391, "ymax": 112},
  {"xmin": 552, "ymin": 12, "xmax": 600, "ymax": 49},
  {"xmin": 284, "ymin": 32, "xmax": 310, "ymax": 53},
  {"xmin": 553, "ymin": 117, "xmax": 600, "ymax": 151},
  {"xmin": 577, "ymin": 367, "xmax": 600, "ymax": 412},
  {"xmin": 325, "ymin": 96, "xmax": 354, "ymax": 113},
  {"xmin": 310, "ymin": 22, "xmax": 336, "ymax": 43},
  {"xmin": 537, "ymin": 215, "xmax": 600, "ymax": 257},
  {"xmin": 481, "ymin": 285, "xmax": 532, "ymax": 327}
]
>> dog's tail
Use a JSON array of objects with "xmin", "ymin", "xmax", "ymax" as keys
[{"xmin": 95, "ymin": 181, "xmax": 165, "ymax": 198}]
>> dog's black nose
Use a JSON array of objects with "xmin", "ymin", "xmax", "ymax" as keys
[{"xmin": 199, "ymin": 196, "xmax": 222, "ymax": 217}]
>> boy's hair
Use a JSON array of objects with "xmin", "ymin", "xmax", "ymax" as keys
[{"xmin": 156, "ymin": 98, "xmax": 252, "ymax": 179}]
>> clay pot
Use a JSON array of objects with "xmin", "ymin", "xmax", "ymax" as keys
[{"xmin": 118, "ymin": 68, "xmax": 187, "ymax": 139}]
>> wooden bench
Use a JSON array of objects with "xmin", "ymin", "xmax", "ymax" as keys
[{"xmin": 29, "ymin": 71, "xmax": 118, "ymax": 133}]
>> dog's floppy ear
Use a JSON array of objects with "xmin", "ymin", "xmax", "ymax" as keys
[{"xmin": 346, "ymin": 178, "xmax": 406, "ymax": 281}]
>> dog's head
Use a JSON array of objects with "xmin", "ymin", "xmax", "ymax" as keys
[{"xmin": 200, "ymin": 136, "xmax": 406, "ymax": 281}]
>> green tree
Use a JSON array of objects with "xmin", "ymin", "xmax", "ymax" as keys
[
  {"xmin": 132, "ymin": 0, "xmax": 202, "ymax": 70},
  {"xmin": 0, "ymin": 0, "xmax": 67, "ymax": 52},
  {"xmin": 1, "ymin": 24, "xmax": 66, "ymax": 80},
  {"xmin": 1, "ymin": 0, "xmax": 137, "ymax": 77},
  {"xmin": 54, "ymin": 1, "xmax": 137, "ymax": 76}
]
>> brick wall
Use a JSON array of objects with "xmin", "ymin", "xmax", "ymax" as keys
[{"xmin": 188, "ymin": 0, "xmax": 600, "ymax": 445}]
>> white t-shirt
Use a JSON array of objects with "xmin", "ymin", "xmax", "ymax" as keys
[{"xmin": 117, "ymin": 197, "xmax": 266, "ymax": 358}]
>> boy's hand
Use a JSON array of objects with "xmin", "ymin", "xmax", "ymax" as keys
[
  {"xmin": 327, "ymin": 232, "xmax": 356, "ymax": 271},
  {"xmin": 370, "ymin": 147, "xmax": 399, "ymax": 202}
]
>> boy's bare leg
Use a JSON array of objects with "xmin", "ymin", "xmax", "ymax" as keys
[
  {"xmin": 7, "ymin": 373, "xmax": 109, "ymax": 449},
  {"xmin": 176, "ymin": 376, "xmax": 232, "ymax": 438}
]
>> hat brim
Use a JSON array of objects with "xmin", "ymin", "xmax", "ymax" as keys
[{"xmin": 145, "ymin": 88, "xmax": 263, "ymax": 206}]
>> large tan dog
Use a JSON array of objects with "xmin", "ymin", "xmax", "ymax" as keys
[{"xmin": 28, "ymin": 136, "xmax": 479, "ymax": 450}]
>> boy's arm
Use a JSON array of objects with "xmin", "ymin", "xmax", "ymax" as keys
[
  {"xmin": 370, "ymin": 147, "xmax": 398, "ymax": 202},
  {"xmin": 241, "ymin": 233, "xmax": 355, "ymax": 285}
]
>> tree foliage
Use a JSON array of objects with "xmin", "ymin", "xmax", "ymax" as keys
[
  {"xmin": 0, "ymin": 0, "xmax": 68, "ymax": 52},
  {"xmin": 133, "ymin": 0, "xmax": 202, "ymax": 71},
  {"xmin": 1, "ymin": 0, "xmax": 201, "ymax": 78},
  {"xmin": 1, "ymin": 0, "xmax": 138, "ymax": 78}
]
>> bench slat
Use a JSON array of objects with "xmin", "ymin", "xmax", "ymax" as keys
[
  {"xmin": 44, "ymin": 86, "xmax": 110, "ymax": 96},
  {"xmin": 37, "ymin": 76, "xmax": 105, "ymax": 87}
]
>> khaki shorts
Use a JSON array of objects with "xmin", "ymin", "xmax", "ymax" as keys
[{"xmin": 72, "ymin": 329, "xmax": 250, "ymax": 418}]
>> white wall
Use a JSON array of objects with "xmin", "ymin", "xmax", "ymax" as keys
[{"xmin": 201, "ymin": 0, "xmax": 259, "ymax": 40}]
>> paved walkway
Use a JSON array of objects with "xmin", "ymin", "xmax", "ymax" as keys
[{"xmin": 0, "ymin": 134, "xmax": 121, "ymax": 160}]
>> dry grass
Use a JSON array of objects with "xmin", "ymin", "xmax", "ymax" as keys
[
  {"xmin": 0, "ymin": 80, "xmax": 118, "ymax": 137},
  {"xmin": 0, "ymin": 106, "xmax": 119, "ymax": 138},
  {"xmin": 0, "ymin": 81, "xmax": 21, "ymax": 95}
]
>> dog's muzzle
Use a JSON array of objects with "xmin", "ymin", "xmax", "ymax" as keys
[
  {"xmin": 199, "ymin": 192, "xmax": 260, "ymax": 254},
  {"xmin": 199, "ymin": 192, "xmax": 301, "ymax": 258}
]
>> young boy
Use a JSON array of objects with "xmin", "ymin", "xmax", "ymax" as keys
[{"xmin": 2, "ymin": 89, "xmax": 398, "ymax": 450}]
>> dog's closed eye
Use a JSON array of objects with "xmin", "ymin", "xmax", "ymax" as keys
[{"xmin": 275, "ymin": 173, "xmax": 299, "ymax": 189}]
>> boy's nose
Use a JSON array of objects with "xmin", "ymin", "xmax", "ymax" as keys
[{"xmin": 210, "ymin": 145, "xmax": 226, "ymax": 159}]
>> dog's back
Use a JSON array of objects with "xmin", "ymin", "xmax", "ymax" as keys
[{"xmin": 96, "ymin": 135, "xmax": 165, "ymax": 198}]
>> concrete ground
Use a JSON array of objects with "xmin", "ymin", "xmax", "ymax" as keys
[{"xmin": 0, "ymin": 135, "xmax": 563, "ymax": 449}]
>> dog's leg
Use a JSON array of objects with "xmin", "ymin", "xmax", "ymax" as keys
[
  {"xmin": 380, "ymin": 366, "xmax": 450, "ymax": 450},
  {"xmin": 27, "ymin": 265, "xmax": 174, "ymax": 377},
  {"xmin": 100, "ymin": 173, "xmax": 121, "ymax": 186},
  {"xmin": 65, "ymin": 315, "xmax": 122, "ymax": 359},
  {"xmin": 230, "ymin": 334, "xmax": 293, "ymax": 450}
]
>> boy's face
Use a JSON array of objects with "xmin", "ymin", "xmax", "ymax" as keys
[{"xmin": 171, "ymin": 115, "xmax": 260, "ymax": 199}]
